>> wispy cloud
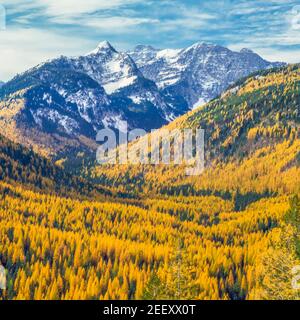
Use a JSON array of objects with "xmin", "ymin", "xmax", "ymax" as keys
[
  {"xmin": 3, "ymin": 0, "xmax": 138, "ymax": 17},
  {"xmin": 79, "ymin": 16, "xmax": 159, "ymax": 31},
  {"xmin": 0, "ymin": 0, "xmax": 299, "ymax": 80},
  {"xmin": 0, "ymin": 27, "xmax": 94, "ymax": 80},
  {"xmin": 157, "ymin": 6, "xmax": 216, "ymax": 31},
  {"xmin": 290, "ymin": 5, "xmax": 300, "ymax": 30}
]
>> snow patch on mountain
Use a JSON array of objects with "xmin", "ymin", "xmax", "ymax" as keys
[
  {"xmin": 156, "ymin": 49, "xmax": 182, "ymax": 63},
  {"xmin": 42, "ymin": 93, "xmax": 53, "ymax": 105},
  {"xmin": 103, "ymin": 75, "xmax": 137, "ymax": 94},
  {"xmin": 129, "ymin": 95, "xmax": 143, "ymax": 104},
  {"xmin": 102, "ymin": 114, "xmax": 128, "ymax": 132},
  {"xmin": 31, "ymin": 108, "xmax": 79, "ymax": 135},
  {"xmin": 193, "ymin": 98, "xmax": 207, "ymax": 110}
]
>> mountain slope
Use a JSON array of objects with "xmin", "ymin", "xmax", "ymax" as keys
[
  {"xmin": 0, "ymin": 133, "xmax": 110, "ymax": 198},
  {"xmin": 48, "ymin": 41, "xmax": 173, "ymax": 124},
  {"xmin": 92, "ymin": 64, "xmax": 300, "ymax": 197},
  {"xmin": 0, "ymin": 42, "xmax": 170, "ymax": 157},
  {"xmin": 129, "ymin": 43, "xmax": 284, "ymax": 110}
]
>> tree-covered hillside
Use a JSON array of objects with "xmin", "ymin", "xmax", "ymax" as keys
[
  {"xmin": 91, "ymin": 64, "xmax": 299, "ymax": 198},
  {"xmin": 0, "ymin": 134, "xmax": 110, "ymax": 198}
]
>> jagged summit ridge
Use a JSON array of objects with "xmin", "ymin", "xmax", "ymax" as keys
[
  {"xmin": 128, "ymin": 42, "xmax": 284, "ymax": 109},
  {"xmin": 86, "ymin": 40, "xmax": 116, "ymax": 56}
]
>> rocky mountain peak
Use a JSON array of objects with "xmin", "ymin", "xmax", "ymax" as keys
[
  {"xmin": 86, "ymin": 40, "xmax": 116, "ymax": 56},
  {"xmin": 240, "ymin": 48, "xmax": 255, "ymax": 54}
]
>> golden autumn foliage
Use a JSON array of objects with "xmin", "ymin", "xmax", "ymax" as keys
[
  {"xmin": 0, "ymin": 64, "xmax": 299, "ymax": 300},
  {"xmin": 0, "ymin": 180, "xmax": 295, "ymax": 300}
]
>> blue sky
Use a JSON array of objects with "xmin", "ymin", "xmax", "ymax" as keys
[{"xmin": 0, "ymin": 0, "xmax": 300, "ymax": 80}]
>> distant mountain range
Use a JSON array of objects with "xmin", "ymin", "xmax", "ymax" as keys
[
  {"xmin": 129, "ymin": 43, "xmax": 283, "ymax": 110},
  {"xmin": 0, "ymin": 41, "xmax": 284, "ymax": 158}
]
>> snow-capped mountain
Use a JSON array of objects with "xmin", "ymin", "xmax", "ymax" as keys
[
  {"xmin": 79, "ymin": 41, "xmax": 143, "ymax": 95},
  {"xmin": 71, "ymin": 41, "xmax": 174, "ymax": 121},
  {"xmin": 0, "ymin": 41, "xmax": 284, "ymax": 158},
  {"xmin": 128, "ymin": 42, "xmax": 283, "ymax": 109},
  {"xmin": 26, "ymin": 41, "xmax": 171, "ymax": 131},
  {"xmin": 0, "ymin": 42, "xmax": 172, "ymax": 156},
  {"xmin": 0, "ymin": 81, "xmax": 4, "ymax": 88}
]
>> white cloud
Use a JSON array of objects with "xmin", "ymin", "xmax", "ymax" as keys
[
  {"xmin": 85, "ymin": 16, "xmax": 158, "ymax": 29},
  {"xmin": 2, "ymin": 0, "xmax": 140, "ymax": 22},
  {"xmin": 290, "ymin": 5, "xmax": 300, "ymax": 30},
  {"xmin": 255, "ymin": 48, "xmax": 300, "ymax": 63},
  {"xmin": 228, "ymin": 3, "xmax": 300, "ymax": 62},
  {"xmin": 0, "ymin": 0, "xmax": 299, "ymax": 81},
  {"xmin": 229, "ymin": 43, "xmax": 300, "ymax": 64},
  {"xmin": 156, "ymin": 6, "xmax": 216, "ymax": 32},
  {"xmin": 0, "ymin": 27, "xmax": 94, "ymax": 81},
  {"xmin": 41, "ymin": 0, "xmax": 138, "ymax": 17}
]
